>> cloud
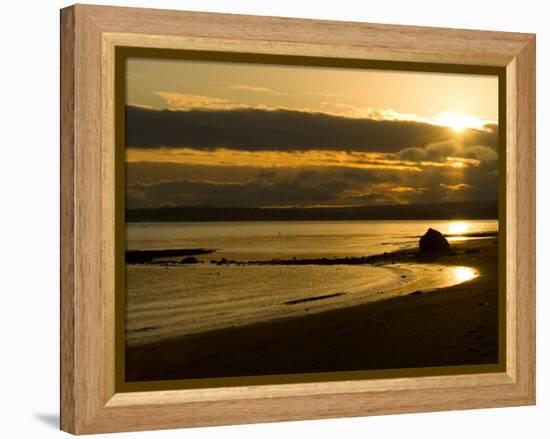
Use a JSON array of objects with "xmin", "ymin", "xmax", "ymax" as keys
[
  {"xmin": 464, "ymin": 145, "xmax": 498, "ymax": 161},
  {"xmin": 126, "ymin": 161, "xmax": 264, "ymax": 186},
  {"xmin": 126, "ymin": 105, "xmax": 498, "ymax": 153},
  {"xmin": 127, "ymin": 174, "xmax": 420, "ymax": 209},
  {"xmin": 124, "ymin": 105, "xmax": 499, "ymax": 208},
  {"xmin": 151, "ymin": 94, "xmax": 317, "ymax": 115},
  {"xmin": 126, "ymin": 178, "xmax": 350, "ymax": 209},
  {"xmin": 399, "ymin": 140, "xmax": 495, "ymax": 165},
  {"xmin": 390, "ymin": 186, "xmax": 425, "ymax": 194},
  {"xmin": 125, "ymin": 158, "xmax": 498, "ymax": 208},
  {"xmin": 126, "ymin": 160, "xmax": 403, "ymax": 189},
  {"xmin": 153, "ymin": 92, "xmax": 230, "ymax": 110},
  {"xmin": 319, "ymin": 103, "xmax": 497, "ymax": 131},
  {"xmin": 257, "ymin": 168, "xmax": 278, "ymax": 180},
  {"xmin": 440, "ymin": 183, "xmax": 472, "ymax": 191},
  {"xmin": 319, "ymin": 102, "xmax": 435, "ymax": 124},
  {"xmin": 126, "ymin": 147, "xmax": 425, "ymax": 172},
  {"xmin": 399, "ymin": 140, "xmax": 457, "ymax": 162},
  {"xmin": 127, "ymin": 103, "xmax": 154, "ymax": 110},
  {"xmin": 227, "ymin": 84, "xmax": 284, "ymax": 95}
]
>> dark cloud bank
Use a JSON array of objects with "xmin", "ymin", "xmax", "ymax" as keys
[
  {"xmin": 126, "ymin": 105, "xmax": 498, "ymax": 152},
  {"xmin": 126, "ymin": 161, "xmax": 498, "ymax": 210},
  {"xmin": 127, "ymin": 179, "xmax": 347, "ymax": 209}
]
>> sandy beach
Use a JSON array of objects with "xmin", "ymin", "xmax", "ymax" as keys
[{"xmin": 126, "ymin": 236, "xmax": 499, "ymax": 382}]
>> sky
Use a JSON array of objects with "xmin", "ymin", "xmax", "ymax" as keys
[{"xmin": 125, "ymin": 57, "xmax": 499, "ymax": 209}]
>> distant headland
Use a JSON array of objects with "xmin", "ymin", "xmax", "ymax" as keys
[{"xmin": 126, "ymin": 200, "xmax": 498, "ymax": 222}]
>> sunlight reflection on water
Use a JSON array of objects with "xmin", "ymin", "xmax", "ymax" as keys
[
  {"xmin": 448, "ymin": 221, "xmax": 469, "ymax": 235},
  {"xmin": 452, "ymin": 266, "xmax": 478, "ymax": 282}
]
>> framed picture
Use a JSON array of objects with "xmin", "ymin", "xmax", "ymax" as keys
[{"xmin": 60, "ymin": 4, "xmax": 536, "ymax": 434}]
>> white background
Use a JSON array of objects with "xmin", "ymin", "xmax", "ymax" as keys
[{"xmin": 0, "ymin": 0, "xmax": 547, "ymax": 437}]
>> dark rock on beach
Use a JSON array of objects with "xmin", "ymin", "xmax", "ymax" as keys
[
  {"xmin": 126, "ymin": 248, "xmax": 215, "ymax": 264},
  {"xmin": 180, "ymin": 256, "xmax": 199, "ymax": 264},
  {"xmin": 216, "ymin": 258, "xmax": 229, "ymax": 265},
  {"xmin": 419, "ymin": 228, "xmax": 450, "ymax": 253}
]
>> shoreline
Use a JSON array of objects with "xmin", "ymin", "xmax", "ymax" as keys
[
  {"xmin": 126, "ymin": 237, "xmax": 499, "ymax": 382},
  {"xmin": 125, "ymin": 231, "xmax": 497, "ymax": 267},
  {"xmin": 125, "ymin": 263, "xmax": 462, "ymax": 346}
]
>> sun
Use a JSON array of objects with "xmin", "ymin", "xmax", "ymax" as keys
[
  {"xmin": 448, "ymin": 221, "xmax": 469, "ymax": 235},
  {"xmin": 433, "ymin": 112, "xmax": 486, "ymax": 133}
]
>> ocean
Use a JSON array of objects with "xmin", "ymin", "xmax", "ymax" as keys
[{"xmin": 125, "ymin": 219, "xmax": 497, "ymax": 346}]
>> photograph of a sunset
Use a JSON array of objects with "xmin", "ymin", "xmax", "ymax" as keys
[{"xmin": 123, "ymin": 56, "xmax": 500, "ymax": 382}]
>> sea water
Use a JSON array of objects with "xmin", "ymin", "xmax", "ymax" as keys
[{"xmin": 126, "ymin": 220, "xmax": 497, "ymax": 346}]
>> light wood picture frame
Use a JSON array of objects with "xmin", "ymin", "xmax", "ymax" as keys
[{"xmin": 60, "ymin": 4, "xmax": 536, "ymax": 434}]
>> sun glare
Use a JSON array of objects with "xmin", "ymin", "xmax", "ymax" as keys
[
  {"xmin": 448, "ymin": 221, "xmax": 469, "ymax": 235},
  {"xmin": 433, "ymin": 112, "xmax": 487, "ymax": 133},
  {"xmin": 453, "ymin": 266, "xmax": 477, "ymax": 283}
]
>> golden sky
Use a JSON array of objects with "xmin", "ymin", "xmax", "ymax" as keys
[{"xmin": 125, "ymin": 57, "xmax": 499, "ymax": 209}]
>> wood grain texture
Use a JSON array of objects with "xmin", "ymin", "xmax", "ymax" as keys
[
  {"xmin": 505, "ymin": 58, "xmax": 518, "ymax": 381},
  {"xmin": 60, "ymin": 4, "xmax": 536, "ymax": 434},
  {"xmin": 60, "ymin": 6, "xmax": 75, "ymax": 433},
  {"xmin": 75, "ymin": 7, "xmax": 104, "ymax": 429},
  {"xmin": 82, "ymin": 4, "xmax": 530, "ymax": 66},
  {"xmin": 100, "ymin": 20, "xmax": 117, "ymax": 407},
  {"xmin": 512, "ymin": 37, "xmax": 536, "ymax": 398}
]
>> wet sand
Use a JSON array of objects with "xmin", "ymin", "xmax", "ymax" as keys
[{"xmin": 126, "ymin": 237, "xmax": 499, "ymax": 382}]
